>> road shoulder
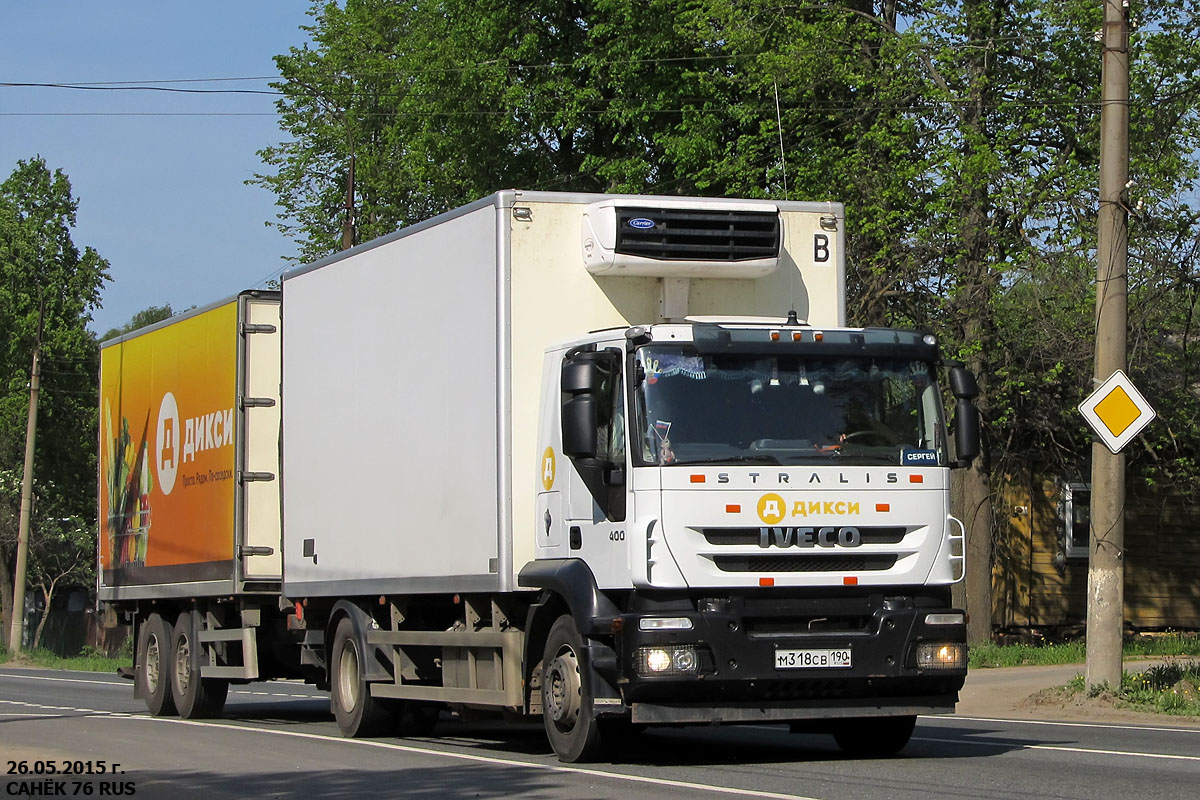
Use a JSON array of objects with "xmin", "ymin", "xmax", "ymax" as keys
[{"xmin": 955, "ymin": 659, "xmax": 1200, "ymax": 727}]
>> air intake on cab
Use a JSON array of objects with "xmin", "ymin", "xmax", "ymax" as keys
[{"xmin": 582, "ymin": 199, "xmax": 781, "ymax": 277}]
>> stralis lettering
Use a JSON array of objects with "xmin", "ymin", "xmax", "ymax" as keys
[
  {"xmin": 182, "ymin": 408, "xmax": 234, "ymax": 462},
  {"xmin": 718, "ymin": 471, "xmax": 899, "ymax": 487},
  {"xmin": 759, "ymin": 526, "xmax": 862, "ymax": 548}
]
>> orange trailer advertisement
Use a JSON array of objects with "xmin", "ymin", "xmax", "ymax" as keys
[{"xmin": 99, "ymin": 301, "xmax": 238, "ymax": 587}]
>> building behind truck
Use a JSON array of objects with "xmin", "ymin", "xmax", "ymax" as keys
[{"xmin": 98, "ymin": 191, "xmax": 979, "ymax": 762}]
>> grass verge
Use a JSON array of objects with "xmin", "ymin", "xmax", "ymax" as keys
[
  {"xmin": 969, "ymin": 635, "xmax": 1200, "ymax": 669},
  {"xmin": 0, "ymin": 644, "xmax": 128, "ymax": 673},
  {"xmin": 1065, "ymin": 661, "xmax": 1200, "ymax": 716}
]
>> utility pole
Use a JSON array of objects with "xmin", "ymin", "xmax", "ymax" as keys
[
  {"xmin": 8, "ymin": 307, "xmax": 44, "ymax": 654},
  {"xmin": 341, "ymin": 150, "xmax": 356, "ymax": 251},
  {"xmin": 1086, "ymin": 0, "xmax": 1129, "ymax": 689}
]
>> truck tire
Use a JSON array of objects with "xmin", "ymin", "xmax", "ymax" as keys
[
  {"xmin": 136, "ymin": 613, "xmax": 177, "ymax": 716},
  {"xmin": 170, "ymin": 611, "xmax": 228, "ymax": 718},
  {"xmin": 330, "ymin": 616, "xmax": 394, "ymax": 737},
  {"xmin": 831, "ymin": 715, "xmax": 916, "ymax": 757},
  {"xmin": 541, "ymin": 615, "xmax": 605, "ymax": 762}
]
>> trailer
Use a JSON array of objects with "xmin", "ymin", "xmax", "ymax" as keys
[{"xmin": 99, "ymin": 191, "xmax": 978, "ymax": 761}]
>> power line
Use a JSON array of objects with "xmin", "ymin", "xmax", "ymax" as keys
[
  {"xmin": 1, "ymin": 82, "xmax": 278, "ymax": 95},
  {"xmin": 0, "ymin": 99, "xmax": 1125, "ymax": 118},
  {"xmin": 0, "ymin": 112, "xmax": 278, "ymax": 117}
]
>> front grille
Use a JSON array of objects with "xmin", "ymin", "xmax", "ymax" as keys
[
  {"xmin": 700, "ymin": 527, "xmax": 908, "ymax": 546},
  {"xmin": 713, "ymin": 554, "xmax": 899, "ymax": 573},
  {"xmin": 615, "ymin": 207, "xmax": 780, "ymax": 262},
  {"xmin": 745, "ymin": 616, "xmax": 871, "ymax": 637}
]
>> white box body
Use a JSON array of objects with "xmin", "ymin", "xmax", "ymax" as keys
[{"xmin": 280, "ymin": 191, "xmax": 845, "ymax": 596}]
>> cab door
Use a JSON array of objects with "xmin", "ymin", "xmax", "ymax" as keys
[{"xmin": 559, "ymin": 344, "xmax": 630, "ymax": 589}]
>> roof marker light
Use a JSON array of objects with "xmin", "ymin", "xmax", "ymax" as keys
[
  {"xmin": 726, "ymin": 504, "xmax": 741, "ymax": 513},
  {"xmin": 690, "ymin": 474, "xmax": 706, "ymax": 483},
  {"xmin": 909, "ymin": 474, "xmax": 924, "ymax": 484},
  {"xmin": 875, "ymin": 503, "xmax": 890, "ymax": 512}
]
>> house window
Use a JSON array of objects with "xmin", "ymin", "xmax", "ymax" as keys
[{"xmin": 1061, "ymin": 482, "xmax": 1090, "ymax": 559}]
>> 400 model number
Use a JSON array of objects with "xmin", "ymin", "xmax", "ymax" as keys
[{"xmin": 774, "ymin": 647, "xmax": 852, "ymax": 669}]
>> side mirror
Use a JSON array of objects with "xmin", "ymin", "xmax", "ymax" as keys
[
  {"xmin": 562, "ymin": 393, "xmax": 598, "ymax": 458},
  {"xmin": 560, "ymin": 350, "xmax": 618, "ymax": 460},
  {"xmin": 953, "ymin": 398, "xmax": 980, "ymax": 466},
  {"xmin": 949, "ymin": 366, "xmax": 979, "ymax": 400}
]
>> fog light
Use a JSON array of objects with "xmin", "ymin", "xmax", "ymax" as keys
[
  {"xmin": 673, "ymin": 648, "xmax": 697, "ymax": 672},
  {"xmin": 637, "ymin": 644, "xmax": 701, "ymax": 676},
  {"xmin": 915, "ymin": 642, "xmax": 966, "ymax": 670},
  {"xmin": 645, "ymin": 649, "xmax": 672, "ymax": 672}
]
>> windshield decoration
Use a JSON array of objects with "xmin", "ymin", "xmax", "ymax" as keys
[
  {"xmin": 643, "ymin": 352, "xmax": 707, "ymax": 384},
  {"xmin": 633, "ymin": 345, "xmax": 948, "ymax": 468}
]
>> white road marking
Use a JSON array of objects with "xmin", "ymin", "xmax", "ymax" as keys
[
  {"xmin": 914, "ymin": 735, "xmax": 1200, "ymax": 762},
  {"xmin": 0, "ymin": 672, "xmax": 126, "ymax": 687},
  {"xmin": 929, "ymin": 714, "xmax": 1200, "ymax": 735},
  {"xmin": 2, "ymin": 696, "xmax": 818, "ymax": 797},
  {"xmin": 136, "ymin": 714, "xmax": 819, "ymax": 800},
  {"xmin": 0, "ymin": 699, "xmax": 116, "ymax": 715}
]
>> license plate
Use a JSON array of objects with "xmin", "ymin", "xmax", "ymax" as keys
[{"xmin": 775, "ymin": 647, "xmax": 852, "ymax": 669}]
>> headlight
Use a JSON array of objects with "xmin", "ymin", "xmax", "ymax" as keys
[
  {"xmin": 924, "ymin": 613, "xmax": 965, "ymax": 626},
  {"xmin": 915, "ymin": 642, "xmax": 967, "ymax": 670},
  {"xmin": 636, "ymin": 645, "xmax": 700, "ymax": 676}
]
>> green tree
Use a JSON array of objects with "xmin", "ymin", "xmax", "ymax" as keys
[
  {"xmin": 100, "ymin": 304, "xmax": 174, "ymax": 343},
  {"xmin": 258, "ymin": 2, "xmax": 1200, "ymax": 640},
  {"xmin": 255, "ymin": 0, "xmax": 740, "ymax": 260},
  {"xmin": 0, "ymin": 157, "xmax": 109, "ymax": 646}
]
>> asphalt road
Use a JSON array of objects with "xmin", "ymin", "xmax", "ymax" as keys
[{"xmin": 1, "ymin": 666, "xmax": 1198, "ymax": 799}]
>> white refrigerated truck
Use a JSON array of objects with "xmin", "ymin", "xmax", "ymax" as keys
[{"xmin": 99, "ymin": 191, "xmax": 979, "ymax": 762}]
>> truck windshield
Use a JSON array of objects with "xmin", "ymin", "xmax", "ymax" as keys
[{"xmin": 632, "ymin": 346, "xmax": 947, "ymax": 466}]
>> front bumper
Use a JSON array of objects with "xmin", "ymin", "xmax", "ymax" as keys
[{"xmin": 606, "ymin": 589, "xmax": 966, "ymax": 723}]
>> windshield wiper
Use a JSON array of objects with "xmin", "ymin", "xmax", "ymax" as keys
[{"xmin": 673, "ymin": 454, "xmax": 781, "ymax": 466}]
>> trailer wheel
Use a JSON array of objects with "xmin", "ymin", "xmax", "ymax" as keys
[
  {"xmin": 831, "ymin": 715, "xmax": 916, "ymax": 757},
  {"xmin": 541, "ymin": 615, "xmax": 605, "ymax": 762},
  {"xmin": 170, "ymin": 612, "xmax": 229, "ymax": 718},
  {"xmin": 330, "ymin": 616, "xmax": 394, "ymax": 737},
  {"xmin": 136, "ymin": 613, "xmax": 177, "ymax": 716}
]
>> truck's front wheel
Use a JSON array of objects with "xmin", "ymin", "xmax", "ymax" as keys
[
  {"xmin": 330, "ymin": 616, "xmax": 394, "ymax": 737},
  {"xmin": 136, "ymin": 613, "xmax": 177, "ymax": 716},
  {"xmin": 541, "ymin": 615, "xmax": 605, "ymax": 763}
]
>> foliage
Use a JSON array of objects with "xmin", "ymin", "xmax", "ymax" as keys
[
  {"xmin": 1118, "ymin": 661, "xmax": 1200, "ymax": 715},
  {"xmin": 970, "ymin": 635, "xmax": 1200, "ymax": 668},
  {"xmin": 0, "ymin": 157, "xmax": 109, "ymax": 642},
  {"xmin": 99, "ymin": 304, "xmax": 174, "ymax": 343},
  {"xmin": 0, "ymin": 645, "xmax": 129, "ymax": 673},
  {"xmin": 1066, "ymin": 661, "xmax": 1200, "ymax": 715},
  {"xmin": 256, "ymin": 2, "xmax": 1200, "ymax": 639}
]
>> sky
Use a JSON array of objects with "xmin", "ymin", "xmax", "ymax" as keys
[{"xmin": 0, "ymin": 2, "xmax": 314, "ymax": 336}]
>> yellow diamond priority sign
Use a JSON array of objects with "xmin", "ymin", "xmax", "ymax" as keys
[{"xmin": 1078, "ymin": 369, "xmax": 1156, "ymax": 454}]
